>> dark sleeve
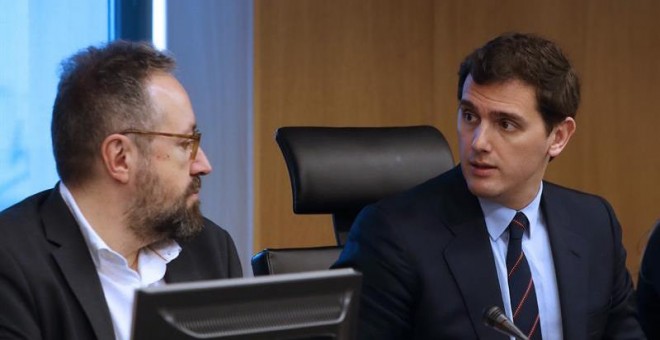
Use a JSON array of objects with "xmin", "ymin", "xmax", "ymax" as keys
[
  {"xmin": 0, "ymin": 247, "xmax": 42, "ymax": 339},
  {"xmin": 332, "ymin": 205, "xmax": 417, "ymax": 339},
  {"xmin": 601, "ymin": 199, "xmax": 646, "ymax": 339},
  {"xmin": 637, "ymin": 222, "xmax": 660, "ymax": 338}
]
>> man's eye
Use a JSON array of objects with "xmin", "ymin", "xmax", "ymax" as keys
[
  {"xmin": 500, "ymin": 120, "xmax": 516, "ymax": 131},
  {"xmin": 463, "ymin": 111, "xmax": 477, "ymax": 122}
]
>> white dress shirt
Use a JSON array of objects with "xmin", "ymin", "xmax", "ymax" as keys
[
  {"xmin": 59, "ymin": 183, "xmax": 182, "ymax": 340},
  {"xmin": 479, "ymin": 183, "xmax": 563, "ymax": 339}
]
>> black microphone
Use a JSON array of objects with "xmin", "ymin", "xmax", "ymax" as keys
[{"xmin": 483, "ymin": 306, "xmax": 529, "ymax": 340}]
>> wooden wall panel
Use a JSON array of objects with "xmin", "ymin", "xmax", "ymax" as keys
[
  {"xmin": 254, "ymin": 0, "xmax": 660, "ymax": 278},
  {"xmin": 574, "ymin": 0, "xmax": 660, "ymax": 275},
  {"xmin": 254, "ymin": 0, "xmax": 436, "ymax": 250}
]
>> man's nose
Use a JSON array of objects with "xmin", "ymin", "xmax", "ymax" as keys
[
  {"xmin": 471, "ymin": 125, "xmax": 492, "ymax": 152},
  {"xmin": 191, "ymin": 147, "xmax": 212, "ymax": 175}
]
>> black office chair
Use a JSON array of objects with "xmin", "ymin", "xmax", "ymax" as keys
[
  {"xmin": 251, "ymin": 246, "xmax": 345, "ymax": 277},
  {"xmin": 251, "ymin": 125, "xmax": 454, "ymax": 275}
]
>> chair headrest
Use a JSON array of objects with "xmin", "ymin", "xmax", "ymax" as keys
[{"xmin": 276, "ymin": 125, "xmax": 454, "ymax": 214}]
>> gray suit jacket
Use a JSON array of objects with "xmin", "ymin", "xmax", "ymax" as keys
[
  {"xmin": 334, "ymin": 166, "xmax": 643, "ymax": 339},
  {"xmin": 0, "ymin": 186, "xmax": 242, "ymax": 339}
]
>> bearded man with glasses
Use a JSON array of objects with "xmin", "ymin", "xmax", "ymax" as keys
[{"xmin": 0, "ymin": 40, "xmax": 242, "ymax": 340}]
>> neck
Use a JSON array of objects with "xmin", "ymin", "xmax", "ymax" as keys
[
  {"xmin": 67, "ymin": 181, "xmax": 149, "ymax": 263},
  {"xmin": 508, "ymin": 185, "xmax": 542, "ymax": 211},
  {"xmin": 126, "ymin": 250, "xmax": 140, "ymax": 271}
]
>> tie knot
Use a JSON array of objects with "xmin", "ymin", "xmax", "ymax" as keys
[{"xmin": 508, "ymin": 211, "xmax": 529, "ymax": 240}]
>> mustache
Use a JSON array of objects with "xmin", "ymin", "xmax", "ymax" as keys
[{"xmin": 186, "ymin": 176, "xmax": 202, "ymax": 195}]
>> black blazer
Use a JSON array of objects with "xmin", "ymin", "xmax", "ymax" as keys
[
  {"xmin": 637, "ymin": 221, "xmax": 660, "ymax": 338},
  {"xmin": 0, "ymin": 186, "xmax": 242, "ymax": 339},
  {"xmin": 334, "ymin": 166, "xmax": 643, "ymax": 339}
]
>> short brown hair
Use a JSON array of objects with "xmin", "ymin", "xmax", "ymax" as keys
[
  {"xmin": 51, "ymin": 40, "xmax": 175, "ymax": 186},
  {"xmin": 458, "ymin": 32, "xmax": 580, "ymax": 133}
]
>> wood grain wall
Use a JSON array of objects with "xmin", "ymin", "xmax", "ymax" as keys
[
  {"xmin": 254, "ymin": 0, "xmax": 660, "ymax": 277},
  {"xmin": 254, "ymin": 0, "xmax": 437, "ymax": 248}
]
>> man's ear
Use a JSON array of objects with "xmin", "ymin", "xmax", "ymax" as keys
[
  {"xmin": 548, "ymin": 117, "xmax": 576, "ymax": 158},
  {"xmin": 101, "ymin": 134, "xmax": 135, "ymax": 184}
]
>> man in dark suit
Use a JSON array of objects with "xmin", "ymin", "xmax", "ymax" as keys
[
  {"xmin": 334, "ymin": 33, "xmax": 643, "ymax": 339},
  {"xmin": 0, "ymin": 41, "xmax": 242, "ymax": 339},
  {"xmin": 637, "ymin": 221, "xmax": 660, "ymax": 337}
]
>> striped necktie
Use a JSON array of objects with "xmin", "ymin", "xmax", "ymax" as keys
[{"xmin": 507, "ymin": 211, "xmax": 542, "ymax": 339}]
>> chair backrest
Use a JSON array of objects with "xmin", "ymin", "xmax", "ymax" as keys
[
  {"xmin": 251, "ymin": 125, "xmax": 454, "ymax": 276},
  {"xmin": 251, "ymin": 246, "xmax": 344, "ymax": 276},
  {"xmin": 276, "ymin": 125, "xmax": 454, "ymax": 245}
]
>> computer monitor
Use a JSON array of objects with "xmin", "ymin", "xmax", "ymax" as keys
[{"xmin": 131, "ymin": 268, "xmax": 362, "ymax": 340}]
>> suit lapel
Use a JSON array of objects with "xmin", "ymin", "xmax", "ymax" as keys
[
  {"xmin": 42, "ymin": 187, "xmax": 116, "ymax": 340},
  {"xmin": 442, "ymin": 167, "xmax": 505, "ymax": 338},
  {"xmin": 542, "ymin": 185, "xmax": 588, "ymax": 340},
  {"xmin": 445, "ymin": 217, "xmax": 505, "ymax": 339},
  {"xmin": 165, "ymin": 245, "xmax": 200, "ymax": 283}
]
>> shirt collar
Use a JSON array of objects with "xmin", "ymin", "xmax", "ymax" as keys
[
  {"xmin": 59, "ymin": 182, "xmax": 109, "ymax": 267},
  {"xmin": 58, "ymin": 182, "xmax": 181, "ymax": 269},
  {"xmin": 479, "ymin": 182, "xmax": 544, "ymax": 241}
]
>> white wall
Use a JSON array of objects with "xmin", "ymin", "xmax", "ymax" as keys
[{"xmin": 166, "ymin": 0, "xmax": 254, "ymax": 274}]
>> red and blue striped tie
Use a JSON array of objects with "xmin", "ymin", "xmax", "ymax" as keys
[{"xmin": 507, "ymin": 211, "xmax": 542, "ymax": 339}]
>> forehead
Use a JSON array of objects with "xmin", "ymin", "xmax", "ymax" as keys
[
  {"xmin": 461, "ymin": 75, "xmax": 539, "ymax": 117},
  {"xmin": 145, "ymin": 72, "xmax": 196, "ymax": 132}
]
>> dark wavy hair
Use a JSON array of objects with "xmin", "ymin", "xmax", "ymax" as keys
[
  {"xmin": 51, "ymin": 40, "xmax": 175, "ymax": 186},
  {"xmin": 458, "ymin": 32, "xmax": 580, "ymax": 133}
]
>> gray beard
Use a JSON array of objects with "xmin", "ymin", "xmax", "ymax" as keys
[{"xmin": 126, "ymin": 167, "xmax": 204, "ymax": 244}]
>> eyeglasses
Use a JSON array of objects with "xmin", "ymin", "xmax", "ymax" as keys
[{"xmin": 119, "ymin": 128, "xmax": 202, "ymax": 160}]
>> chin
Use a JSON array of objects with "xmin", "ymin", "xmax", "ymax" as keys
[
  {"xmin": 186, "ymin": 195, "xmax": 200, "ymax": 206},
  {"xmin": 466, "ymin": 180, "xmax": 501, "ymax": 200}
]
